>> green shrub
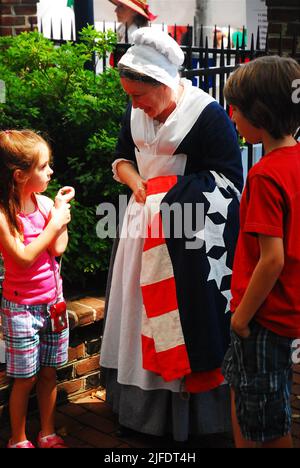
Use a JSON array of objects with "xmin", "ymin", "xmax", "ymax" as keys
[{"xmin": 0, "ymin": 27, "xmax": 127, "ymax": 287}]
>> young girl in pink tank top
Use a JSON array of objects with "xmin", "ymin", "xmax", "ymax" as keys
[{"xmin": 0, "ymin": 130, "xmax": 75, "ymax": 448}]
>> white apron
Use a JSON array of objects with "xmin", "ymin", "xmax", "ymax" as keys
[{"xmin": 100, "ymin": 80, "xmax": 215, "ymax": 391}]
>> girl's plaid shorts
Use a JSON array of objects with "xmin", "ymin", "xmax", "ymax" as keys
[
  {"xmin": 0, "ymin": 297, "xmax": 69, "ymax": 378},
  {"xmin": 222, "ymin": 320, "xmax": 293, "ymax": 443}
]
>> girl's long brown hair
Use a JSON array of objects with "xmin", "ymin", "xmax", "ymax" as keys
[{"xmin": 0, "ymin": 130, "xmax": 51, "ymax": 237}]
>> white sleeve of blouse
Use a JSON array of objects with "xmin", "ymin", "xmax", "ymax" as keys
[{"xmin": 112, "ymin": 158, "xmax": 136, "ymax": 183}]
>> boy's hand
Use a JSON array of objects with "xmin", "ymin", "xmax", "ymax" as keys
[
  {"xmin": 55, "ymin": 186, "xmax": 75, "ymax": 208},
  {"xmin": 231, "ymin": 313, "xmax": 251, "ymax": 339}
]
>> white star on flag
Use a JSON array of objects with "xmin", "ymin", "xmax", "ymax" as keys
[
  {"xmin": 221, "ymin": 290, "xmax": 232, "ymax": 314},
  {"xmin": 207, "ymin": 252, "xmax": 232, "ymax": 289},
  {"xmin": 203, "ymin": 216, "xmax": 225, "ymax": 254},
  {"xmin": 203, "ymin": 187, "xmax": 232, "ymax": 220},
  {"xmin": 195, "ymin": 227, "xmax": 205, "ymax": 241}
]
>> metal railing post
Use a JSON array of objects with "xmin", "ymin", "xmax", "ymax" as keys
[
  {"xmin": 73, "ymin": 0, "xmax": 94, "ymax": 39},
  {"xmin": 73, "ymin": 0, "xmax": 95, "ymax": 70}
]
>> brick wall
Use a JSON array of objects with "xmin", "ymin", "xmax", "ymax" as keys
[
  {"xmin": 0, "ymin": 0, "xmax": 38, "ymax": 36},
  {"xmin": 267, "ymin": 0, "xmax": 300, "ymax": 57}
]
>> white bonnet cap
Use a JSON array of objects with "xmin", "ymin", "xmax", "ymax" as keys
[{"xmin": 118, "ymin": 27, "xmax": 185, "ymax": 90}]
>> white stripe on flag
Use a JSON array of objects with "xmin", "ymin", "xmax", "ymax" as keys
[
  {"xmin": 141, "ymin": 306, "xmax": 153, "ymax": 339},
  {"xmin": 141, "ymin": 243, "xmax": 174, "ymax": 286},
  {"xmin": 150, "ymin": 310, "xmax": 185, "ymax": 353},
  {"xmin": 145, "ymin": 193, "xmax": 168, "ymax": 220}
]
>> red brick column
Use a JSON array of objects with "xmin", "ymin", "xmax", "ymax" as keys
[
  {"xmin": 0, "ymin": 0, "xmax": 38, "ymax": 36},
  {"xmin": 266, "ymin": 0, "xmax": 300, "ymax": 57}
]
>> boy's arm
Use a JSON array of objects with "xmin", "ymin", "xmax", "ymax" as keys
[
  {"xmin": 231, "ymin": 234, "xmax": 284, "ymax": 338},
  {"xmin": 0, "ymin": 206, "xmax": 70, "ymax": 269}
]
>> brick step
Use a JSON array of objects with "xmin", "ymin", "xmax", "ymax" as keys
[{"xmin": 67, "ymin": 296, "xmax": 105, "ymax": 328}]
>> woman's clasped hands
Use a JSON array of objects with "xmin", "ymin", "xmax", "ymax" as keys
[{"xmin": 133, "ymin": 179, "xmax": 147, "ymax": 204}]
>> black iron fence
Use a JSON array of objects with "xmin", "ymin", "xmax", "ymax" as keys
[
  {"xmin": 179, "ymin": 25, "xmax": 268, "ymax": 172},
  {"xmin": 40, "ymin": 20, "xmax": 299, "ymax": 97},
  {"xmin": 36, "ymin": 20, "xmax": 299, "ymax": 172}
]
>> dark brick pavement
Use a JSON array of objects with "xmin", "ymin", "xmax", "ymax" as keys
[
  {"xmin": 0, "ymin": 390, "xmax": 234, "ymax": 449},
  {"xmin": 0, "ymin": 389, "xmax": 299, "ymax": 449}
]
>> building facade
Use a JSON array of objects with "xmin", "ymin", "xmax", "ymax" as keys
[
  {"xmin": 267, "ymin": 0, "xmax": 300, "ymax": 55},
  {"xmin": 0, "ymin": 0, "xmax": 38, "ymax": 36}
]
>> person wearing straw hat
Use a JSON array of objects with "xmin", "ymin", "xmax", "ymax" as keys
[
  {"xmin": 109, "ymin": 0, "xmax": 157, "ymax": 42},
  {"xmin": 100, "ymin": 27, "xmax": 243, "ymax": 442}
]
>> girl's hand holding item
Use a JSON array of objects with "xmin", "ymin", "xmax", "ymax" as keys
[
  {"xmin": 54, "ymin": 186, "xmax": 75, "ymax": 208},
  {"xmin": 49, "ymin": 187, "xmax": 74, "ymax": 257},
  {"xmin": 50, "ymin": 203, "xmax": 71, "ymax": 231}
]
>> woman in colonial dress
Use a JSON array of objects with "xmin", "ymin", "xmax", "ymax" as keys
[{"xmin": 100, "ymin": 27, "xmax": 243, "ymax": 442}]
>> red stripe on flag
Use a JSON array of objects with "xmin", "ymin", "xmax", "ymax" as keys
[
  {"xmin": 155, "ymin": 345, "xmax": 191, "ymax": 382},
  {"xmin": 185, "ymin": 369, "xmax": 225, "ymax": 393},
  {"xmin": 142, "ymin": 335, "xmax": 224, "ymax": 391},
  {"xmin": 144, "ymin": 212, "xmax": 165, "ymax": 252},
  {"xmin": 144, "ymin": 234, "xmax": 165, "ymax": 252},
  {"xmin": 141, "ymin": 335, "xmax": 160, "ymax": 375},
  {"xmin": 146, "ymin": 176, "xmax": 178, "ymax": 196},
  {"xmin": 141, "ymin": 277, "xmax": 178, "ymax": 317}
]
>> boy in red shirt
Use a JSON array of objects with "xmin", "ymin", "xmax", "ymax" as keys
[{"xmin": 222, "ymin": 56, "xmax": 300, "ymax": 448}]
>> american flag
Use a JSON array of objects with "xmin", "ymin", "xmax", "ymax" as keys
[{"xmin": 140, "ymin": 171, "xmax": 240, "ymax": 391}]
